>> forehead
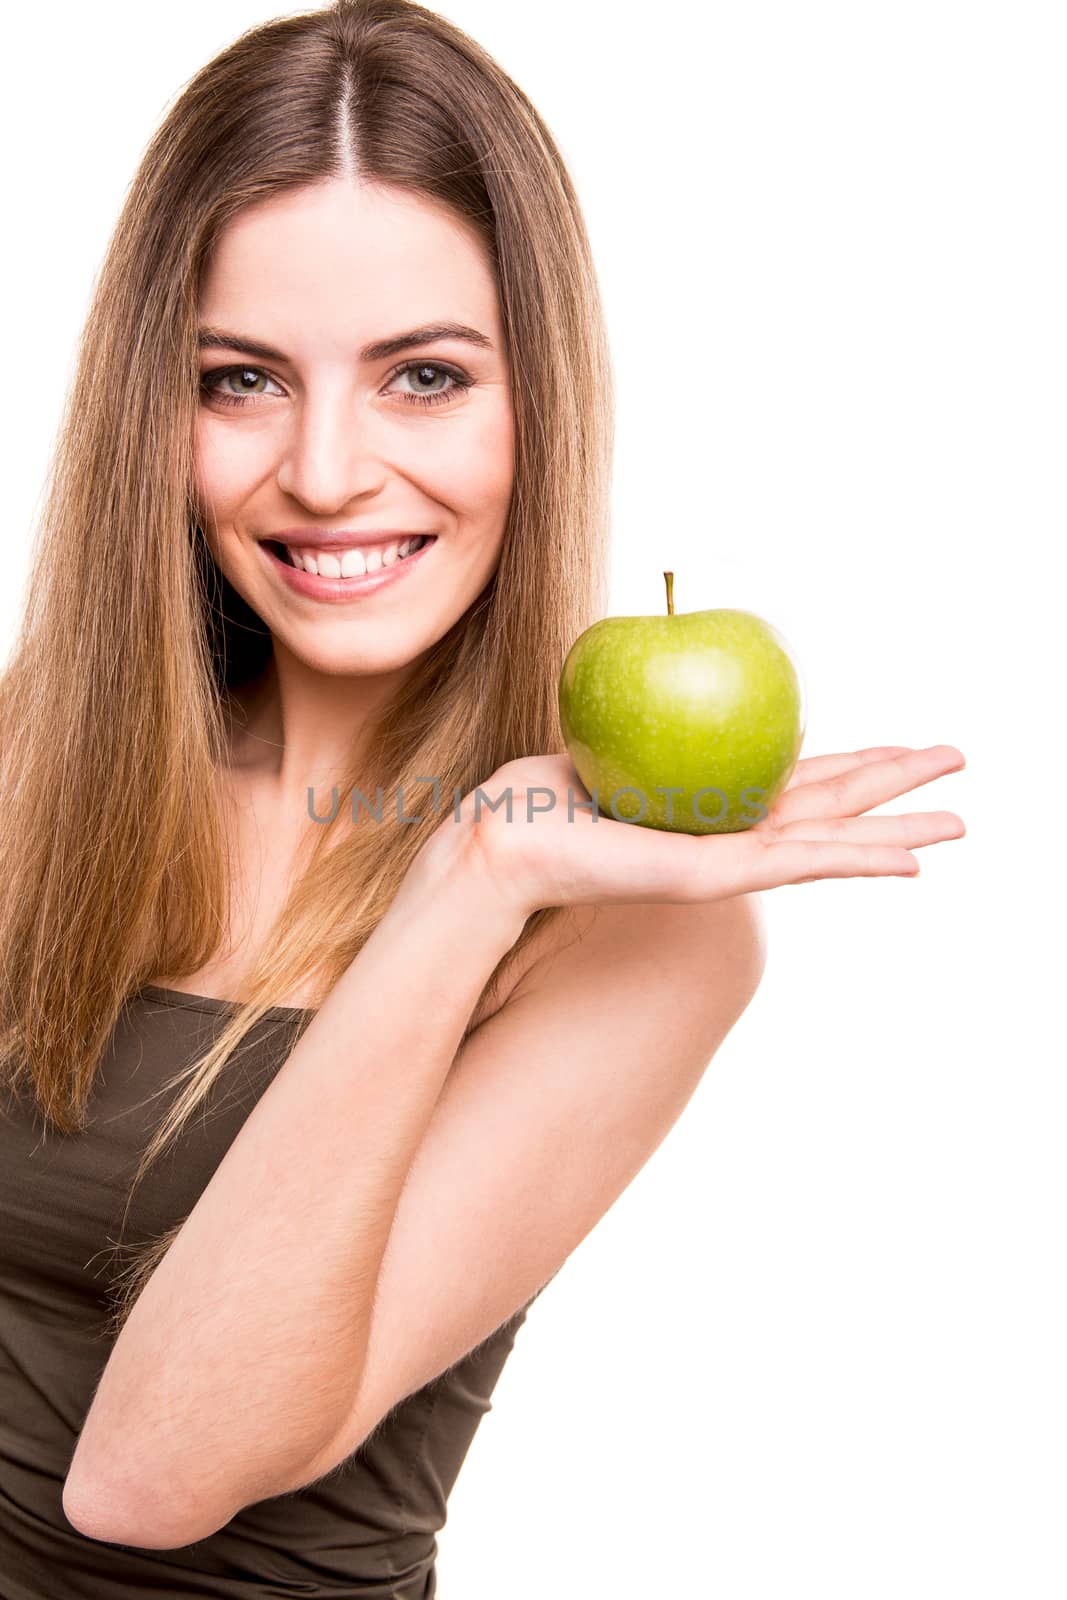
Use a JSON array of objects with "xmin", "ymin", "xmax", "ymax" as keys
[{"xmin": 198, "ymin": 179, "xmax": 501, "ymax": 352}]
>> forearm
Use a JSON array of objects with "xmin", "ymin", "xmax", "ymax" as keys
[{"xmin": 65, "ymin": 835, "xmax": 525, "ymax": 1545}]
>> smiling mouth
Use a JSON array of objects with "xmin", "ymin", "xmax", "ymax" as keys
[{"xmin": 263, "ymin": 536, "xmax": 433, "ymax": 573}]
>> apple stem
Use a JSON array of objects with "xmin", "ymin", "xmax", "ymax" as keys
[{"xmin": 664, "ymin": 571, "xmax": 674, "ymax": 616}]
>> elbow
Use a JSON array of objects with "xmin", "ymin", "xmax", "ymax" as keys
[
  {"xmin": 62, "ymin": 1412, "xmax": 329, "ymax": 1550},
  {"xmin": 62, "ymin": 1471, "xmax": 139, "ymax": 1548},
  {"xmin": 63, "ymin": 1463, "xmax": 233, "ymax": 1551}
]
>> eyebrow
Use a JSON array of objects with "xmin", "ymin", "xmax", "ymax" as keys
[{"xmin": 196, "ymin": 321, "xmax": 494, "ymax": 363}]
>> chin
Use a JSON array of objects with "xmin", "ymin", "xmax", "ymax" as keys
[{"xmin": 271, "ymin": 609, "xmax": 455, "ymax": 678}]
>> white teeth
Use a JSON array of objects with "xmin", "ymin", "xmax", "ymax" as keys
[{"xmin": 282, "ymin": 536, "xmax": 427, "ymax": 577}]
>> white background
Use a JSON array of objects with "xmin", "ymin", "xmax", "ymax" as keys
[{"xmin": 2, "ymin": 3, "xmax": 1063, "ymax": 1595}]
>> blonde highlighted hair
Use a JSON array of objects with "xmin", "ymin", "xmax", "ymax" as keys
[{"xmin": 0, "ymin": 0, "xmax": 613, "ymax": 1336}]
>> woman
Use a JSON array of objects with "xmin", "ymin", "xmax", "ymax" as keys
[{"xmin": 0, "ymin": 0, "xmax": 965, "ymax": 1591}]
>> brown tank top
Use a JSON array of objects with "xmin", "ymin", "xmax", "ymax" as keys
[{"xmin": 0, "ymin": 983, "xmax": 547, "ymax": 1598}]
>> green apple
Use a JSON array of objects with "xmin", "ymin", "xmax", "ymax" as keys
[{"xmin": 558, "ymin": 573, "xmax": 805, "ymax": 835}]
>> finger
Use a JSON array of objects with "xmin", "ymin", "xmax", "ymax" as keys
[
  {"xmin": 701, "ymin": 835, "xmax": 922, "ymax": 895},
  {"xmin": 770, "ymin": 745, "xmax": 966, "ymax": 826},
  {"xmin": 782, "ymin": 746, "xmax": 915, "ymax": 793},
  {"xmin": 764, "ymin": 747, "xmax": 917, "ymax": 816},
  {"xmin": 774, "ymin": 810, "xmax": 966, "ymax": 849}
]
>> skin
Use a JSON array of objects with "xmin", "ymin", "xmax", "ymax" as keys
[{"xmin": 169, "ymin": 178, "xmax": 516, "ymax": 1002}]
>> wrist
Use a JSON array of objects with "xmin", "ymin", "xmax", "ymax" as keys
[{"xmin": 391, "ymin": 813, "xmax": 531, "ymax": 954}]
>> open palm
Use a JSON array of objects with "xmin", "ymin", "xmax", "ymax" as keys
[{"xmin": 458, "ymin": 744, "xmax": 967, "ymax": 913}]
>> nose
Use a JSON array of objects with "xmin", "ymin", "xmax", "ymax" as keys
[{"xmin": 274, "ymin": 385, "xmax": 389, "ymax": 511}]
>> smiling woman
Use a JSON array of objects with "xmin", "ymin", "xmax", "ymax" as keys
[{"xmin": 0, "ymin": 0, "xmax": 964, "ymax": 1594}]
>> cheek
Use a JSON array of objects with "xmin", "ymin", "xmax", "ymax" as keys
[
  {"xmin": 194, "ymin": 418, "xmax": 268, "ymax": 512},
  {"xmin": 410, "ymin": 408, "xmax": 515, "ymax": 523}
]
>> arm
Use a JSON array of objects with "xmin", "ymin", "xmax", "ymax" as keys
[
  {"xmin": 64, "ymin": 865, "xmax": 764, "ymax": 1550},
  {"xmin": 300, "ymin": 887, "xmax": 765, "ymax": 1487},
  {"xmin": 63, "ymin": 830, "xmax": 529, "ymax": 1548}
]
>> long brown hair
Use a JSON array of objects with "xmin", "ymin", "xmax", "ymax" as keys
[{"xmin": 0, "ymin": 0, "xmax": 612, "ymax": 1334}]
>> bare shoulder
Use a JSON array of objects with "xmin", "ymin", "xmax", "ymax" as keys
[
  {"xmin": 467, "ymin": 884, "xmax": 767, "ymax": 1036},
  {"xmin": 503, "ymin": 890, "xmax": 768, "ymax": 1008}
]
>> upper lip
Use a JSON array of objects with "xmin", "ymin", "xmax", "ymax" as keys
[{"xmin": 261, "ymin": 529, "xmax": 436, "ymax": 550}]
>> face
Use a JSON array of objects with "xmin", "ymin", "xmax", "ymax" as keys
[{"xmin": 194, "ymin": 178, "xmax": 515, "ymax": 682}]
